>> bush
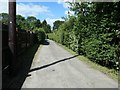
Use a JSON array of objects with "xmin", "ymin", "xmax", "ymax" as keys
[
  {"xmin": 33, "ymin": 28, "xmax": 46, "ymax": 43},
  {"xmin": 48, "ymin": 2, "xmax": 119, "ymax": 70}
]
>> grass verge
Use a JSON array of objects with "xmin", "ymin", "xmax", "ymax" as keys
[{"xmin": 56, "ymin": 42, "xmax": 118, "ymax": 81}]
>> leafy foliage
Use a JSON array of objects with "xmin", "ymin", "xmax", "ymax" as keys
[
  {"xmin": 48, "ymin": 2, "xmax": 120, "ymax": 70},
  {"xmin": 42, "ymin": 20, "xmax": 51, "ymax": 33},
  {"xmin": 1, "ymin": 13, "xmax": 51, "ymax": 33},
  {"xmin": 33, "ymin": 28, "xmax": 46, "ymax": 43},
  {"xmin": 0, "ymin": 13, "xmax": 9, "ymax": 25},
  {"xmin": 53, "ymin": 20, "xmax": 64, "ymax": 30},
  {"xmin": 1, "ymin": 13, "xmax": 49, "ymax": 43},
  {"xmin": 16, "ymin": 15, "xmax": 26, "ymax": 30}
]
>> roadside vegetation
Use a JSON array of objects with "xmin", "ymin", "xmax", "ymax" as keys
[
  {"xmin": 1, "ymin": 2, "xmax": 119, "ymax": 80},
  {"xmin": 48, "ymin": 2, "xmax": 120, "ymax": 79},
  {"xmin": 1, "ymin": 13, "xmax": 51, "ymax": 43},
  {"xmin": 57, "ymin": 42, "xmax": 118, "ymax": 80}
]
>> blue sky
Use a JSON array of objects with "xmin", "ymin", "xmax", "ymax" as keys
[
  {"xmin": 16, "ymin": 2, "xmax": 68, "ymax": 20},
  {"xmin": 1, "ymin": 0, "xmax": 74, "ymax": 27}
]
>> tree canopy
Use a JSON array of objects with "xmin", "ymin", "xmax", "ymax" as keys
[
  {"xmin": 53, "ymin": 20, "xmax": 64, "ymax": 30},
  {"xmin": 1, "ymin": 13, "xmax": 52, "ymax": 33}
]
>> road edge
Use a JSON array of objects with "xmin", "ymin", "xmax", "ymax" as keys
[{"xmin": 53, "ymin": 40, "xmax": 118, "ymax": 82}]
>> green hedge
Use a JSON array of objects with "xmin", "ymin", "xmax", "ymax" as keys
[
  {"xmin": 33, "ymin": 28, "xmax": 46, "ymax": 43},
  {"xmin": 48, "ymin": 2, "xmax": 119, "ymax": 70}
]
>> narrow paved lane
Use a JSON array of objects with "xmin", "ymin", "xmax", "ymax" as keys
[{"xmin": 22, "ymin": 39, "xmax": 118, "ymax": 88}]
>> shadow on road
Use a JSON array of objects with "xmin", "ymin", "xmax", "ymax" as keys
[
  {"xmin": 42, "ymin": 39, "xmax": 50, "ymax": 45},
  {"xmin": 3, "ymin": 44, "xmax": 40, "ymax": 89},
  {"xmin": 29, "ymin": 54, "xmax": 79, "ymax": 73},
  {"xmin": 3, "ymin": 42, "xmax": 78, "ymax": 89}
]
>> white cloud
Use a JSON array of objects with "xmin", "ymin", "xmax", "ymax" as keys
[
  {"xmin": 17, "ymin": 3, "xmax": 51, "ymax": 18},
  {"xmin": 0, "ymin": 0, "xmax": 8, "ymax": 13},
  {"xmin": 57, "ymin": 0, "xmax": 69, "ymax": 9},
  {"xmin": 57, "ymin": 0, "xmax": 74, "ymax": 3},
  {"xmin": 57, "ymin": 0, "xmax": 75, "ymax": 17},
  {"xmin": 63, "ymin": 2, "xmax": 70, "ymax": 9},
  {"xmin": 57, "ymin": 0, "xmax": 74, "ymax": 8},
  {"xmin": 0, "ymin": 2, "xmax": 52, "ymax": 18},
  {"xmin": 57, "ymin": 0, "xmax": 63, "ymax": 4},
  {"xmin": 46, "ymin": 18, "xmax": 64, "ymax": 29}
]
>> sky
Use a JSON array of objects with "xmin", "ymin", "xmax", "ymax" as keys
[{"xmin": 0, "ymin": 0, "xmax": 74, "ymax": 28}]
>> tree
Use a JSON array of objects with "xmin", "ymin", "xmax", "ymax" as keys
[
  {"xmin": 46, "ymin": 24, "xmax": 51, "ymax": 33},
  {"xmin": 0, "ymin": 13, "xmax": 9, "ymax": 25},
  {"xmin": 16, "ymin": 15, "xmax": 26, "ymax": 30},
  {"xmin": 26, "ymin": 16, "xmax": 38, "ymax": 30},
  {"xmin": 42, "ymin": 20, "xmax": 51, "ymax": 33},
  {"xmin": 35, "ymin": 19, "xmax": 42, "ymax": 28},
  {"xmin": 33, "ymin": 28, "xmax": 46, "ymax": 43},
  {"xmin": 53, "ymin": 20, "xmax": 64, "ymax": 30},
  {"xmin": 48, "ymin": 2, "xmax": 120, "ymax": 70}
]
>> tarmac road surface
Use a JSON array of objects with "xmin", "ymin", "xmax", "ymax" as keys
[{"xmin": 22, "ymin": 39, "xmax": 118, "ymax": 88}]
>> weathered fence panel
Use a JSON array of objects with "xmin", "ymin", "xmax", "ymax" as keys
[
  {"xmin": 2, "ymin": 24, "xmax": 9, "ymax": 70},
  {"xmin": 2, "ymin": 24, "xmax": 37, "ymax": 72}
]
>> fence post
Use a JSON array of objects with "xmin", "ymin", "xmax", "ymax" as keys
[
  {"xmin": 25, "ymin": 31, "xmax": 27, "ymax": 49},
  {"xmin": 28, "ymin": 31, "xmax": 30, "ymax": 47},
  {"xmin": 8, "ymin": 0, "xmax": 17, "ymax": 76}
]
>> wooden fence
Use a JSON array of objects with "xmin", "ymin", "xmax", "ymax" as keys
[{"xmin": 2, "ymin": 24, "xmax": 37, "ymax": 72}]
